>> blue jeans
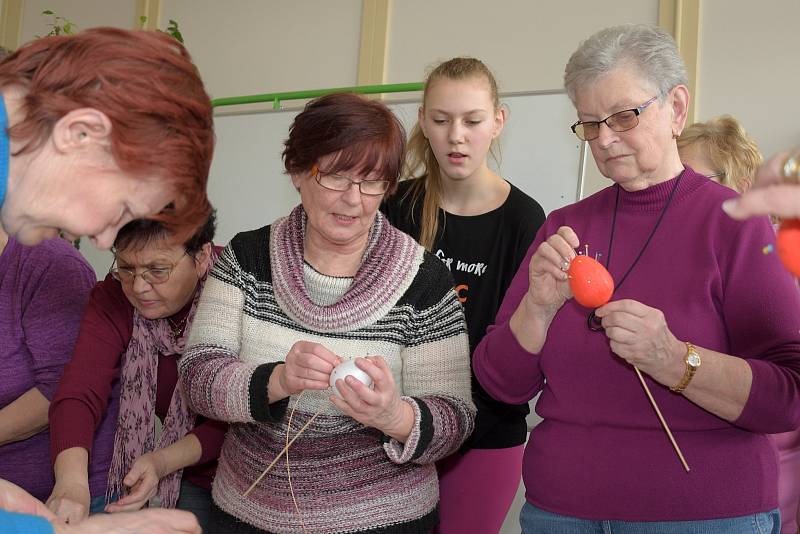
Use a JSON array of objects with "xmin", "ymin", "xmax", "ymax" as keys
[{"xmin": 520, "ymin": 502, "xmax": 781, "ymax": 534}]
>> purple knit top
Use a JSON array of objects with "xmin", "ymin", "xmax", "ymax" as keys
[
  {"xmin": 474, "ymin": 168, "xmax": 800, "ymax": 521},
  {"xmin": 0, "ymin": 237, "xmax": 95, "ymax": 501}
]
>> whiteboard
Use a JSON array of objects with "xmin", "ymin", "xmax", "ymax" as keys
[
  {"xmin": 78, "ymin": 91, "xmax": 585, "ymax": 276},
  {"xmin": 207, "ymin": 90, "xmax": 586, "ymax": 246}
]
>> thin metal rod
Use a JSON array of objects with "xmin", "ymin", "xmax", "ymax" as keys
[
  {"xmin": 212, "ymin": 82, "xmax": 425, "ymax": 108},
  {"xmin": 634, "ymin": 367, "xmax": 690, "ymax": 472}
]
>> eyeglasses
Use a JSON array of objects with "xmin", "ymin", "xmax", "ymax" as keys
[
  {"xmin": 109, "ymin": 251, "xmax": 189, "ymax": 285},
  {"xmin": 311, "ymin": 165, "xmax": 390, "ymax": 196},
  {"xmin": 570, "ymin": 96, "xmax": 659, "ymax": 141}
]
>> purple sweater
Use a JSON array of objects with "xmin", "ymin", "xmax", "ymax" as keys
[
  {"xmin": 0, "ymin": 237, "xmax": 95, "ymax": 501},
  {"xmin": 474, "ymin": 169, "xmax": 800, "ymax": 521}
]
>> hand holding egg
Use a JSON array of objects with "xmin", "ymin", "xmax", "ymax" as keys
[
  {"xmin": 568, "ymin": 255, "xmax": 615, "ymax": 308},
  {"xmin": 329, "ymin": 359, "xmax": 374, "ymax": 397}
]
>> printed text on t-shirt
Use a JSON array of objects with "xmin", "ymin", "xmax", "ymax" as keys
[{"xmin": 435, "ymin": 249, "xmax": 488, "ymax": 277}]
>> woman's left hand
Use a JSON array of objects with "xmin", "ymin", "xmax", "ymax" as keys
[
  {"xmin": 104, "ymin": 452, "xmax": 165, "ymax": 513},
  {"xmin": 595, "ymin": 299, "xmax": 684, "ymax": 384},
  {"xmin": 330, "ymin": 357, "xmax": 414, "ymax": 442}
]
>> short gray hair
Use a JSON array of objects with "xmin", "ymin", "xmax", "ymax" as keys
[{"xmin": 564, "ymin": 24, "xmax": 688, "ymax": 104}]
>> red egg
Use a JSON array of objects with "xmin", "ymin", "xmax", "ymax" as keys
[
  {"xmin": 568, "ymin": 255, "xmax": 615, "ymax": 308},
  {"xmin": 777, "ymin": 219, "xmax": 800, "ymax": 277}
]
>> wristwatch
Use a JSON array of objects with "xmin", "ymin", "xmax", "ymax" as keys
[{"xmin": 670, "ymin": 342, "xmax": 701, "ymax": 394}]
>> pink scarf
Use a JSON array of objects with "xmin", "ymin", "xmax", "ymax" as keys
[{"xmin": 106, "ymin": 252, "xmax": 216, "ymax": 508}]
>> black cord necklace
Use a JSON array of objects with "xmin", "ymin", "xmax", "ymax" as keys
[{"xmin": 587, "ymin": 171, "xmax": 685, "ymax": 331}]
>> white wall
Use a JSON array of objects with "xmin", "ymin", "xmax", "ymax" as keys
[
  {"xmin": 18, "ymin": 0, "xmax": 134, "ymax": 42},
  {"xmin": 161, "ymin": 0, "xmax": 362, "ymax": 100},
  {"xmin": 694, "ymin": 0, "xmax": 800, "ymax": 157},
  {"xmin": 387, "ymin": 0, "xmax": 658, "ymax": 92}
]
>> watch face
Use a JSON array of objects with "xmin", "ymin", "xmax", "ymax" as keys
[{"xmin": 687, "ymin": 353, "xmax": 701, "ymax": 367}]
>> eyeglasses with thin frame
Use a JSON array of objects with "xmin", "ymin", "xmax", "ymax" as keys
[
  {"xmin": 311, "ymin": 165, "xmax": 391, "ymax": 196},
  {"xmin": 109, "ymin": 251, "xmax": 189, "ymax": 285},
  {"xmin": 570, "ymin": 96, "xmax": 659, "ymax": 141}
]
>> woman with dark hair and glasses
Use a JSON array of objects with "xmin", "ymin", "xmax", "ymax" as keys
[
  {"xmin": 179, "ymin": 92, "xmax": 475, "ymax": 534},
  {"xmin": 46, "ymin": 213, "xmax": 226, "ymax": 532},
  {"xmin": 474, "ymin": 24, "xmax": 800, "ymax": 532}
]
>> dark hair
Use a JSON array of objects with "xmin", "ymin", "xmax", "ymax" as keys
[
  {"xmin": 0, "ymin": 27, "xmax": 214, "ymax": 241},
  {"xmin": 113, "ymin": 209, "xmax": 216, "ymax": 255},
  {"xmin": 282, "ymin": 92, "xmax": 406, "ymax": 193}
]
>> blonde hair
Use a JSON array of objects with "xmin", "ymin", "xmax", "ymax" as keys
[
  {"xmin": 677, "ymin": 115, "xmax": 762, "ymax": 193},
  {"xmin": 404, "ymin": 57, "xmax": 501, "ymax": 250}
]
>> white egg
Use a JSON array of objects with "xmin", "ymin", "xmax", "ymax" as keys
[{"xmin": 330, "ymin": 359, "xmax": 374, "ymax": 397}]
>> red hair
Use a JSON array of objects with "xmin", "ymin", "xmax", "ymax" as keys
[
  {"xmin": 282, "ymin": 93, "xmax": 406, "ymax": 193},
  {"xmin": 0, "ymin": 27, "xmax": 214, "ymax": 240}
]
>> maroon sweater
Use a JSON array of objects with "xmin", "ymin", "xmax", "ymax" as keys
[{"xmin": 49, "ymin": 274, "xmax": 227, "ymax": 497}]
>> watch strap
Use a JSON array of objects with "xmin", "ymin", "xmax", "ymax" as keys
[{"xmin": 670, "ymin": 342, "xmax": 699, "ymax": 394}]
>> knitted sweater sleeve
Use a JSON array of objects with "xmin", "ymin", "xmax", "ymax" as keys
[
  {"xmin": 383, "ymin": 254, "xmax": 476, "ymax": 465},
  {"xmin": 723, "ymin": 217, "xmax": 800, "ymax": 433},
  {"xmin": 179, "ymin": 244, "xmax": 288, "ymax": 424}
]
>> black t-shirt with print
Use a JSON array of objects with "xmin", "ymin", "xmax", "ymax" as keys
[{"xmin": 382, "ymin": 178, "xmax": 546, "ymax": 449}]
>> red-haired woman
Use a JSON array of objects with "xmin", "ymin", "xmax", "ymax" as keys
[
  {"xmin": 0, "ymin": 28, "xmax": 215, "ymax": 534},
  {"xmin": 0, "ymin": 27, "xmax": 214, "ymax": 249},
  {"xmin": 179, "ymin": 93, "xmax": 476, "ymax": 534}
]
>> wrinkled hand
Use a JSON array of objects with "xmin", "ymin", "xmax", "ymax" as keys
[
  {"xmin": 723, "ymin": 149, "xmax": 800, "ymax": 220},
  {"xmin": 54, "ymin": 508, "xmax": 201, "ymax": 534},
  {"xmin": 527, "ymin": 226, "xmax": 580, "ymax": 312},
  {"xmin": 1, "ymin": 478, "xmax": 56, "ymax": 520},
  {"xmin": 280, "ymin": 341, "xmax": 342, "ymax": 396},
  {"xmin": 104, "ymin": 452, "xmax": 164, "ymax": 513},
  {"xmin": 46, "ymin": 478, "xmax": 89, "ymax": 524},
  {"xmin": 330, "ymin": 357, "xmax": 412, "ymax": 440},
  {"xmin": 595, "ymin": 299, "xmax": 684, "ymax": 383}
]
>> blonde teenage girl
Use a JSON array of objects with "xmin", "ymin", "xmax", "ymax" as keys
[{"xmin": 382, "ymin": 57, "xmax": 546, "ymax": 534}]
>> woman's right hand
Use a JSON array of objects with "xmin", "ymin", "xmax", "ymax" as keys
[
  {"xmin": 509, "ymin": 226, "xmax": 580, "ymax": 354},
  {"xmin": 46, "ymin": 478, "xmax": 90, "ymax": 525},
  {"xmin": 723, "ymin": 149, "xmax": 800, "ymax": 220},
  {"xmin": 526, "ymin": 226, "xmax": 580, "ymax": 311},
  {"xmin": 277, "ymin": 341, "xmax": 342, "ymax": 398}
]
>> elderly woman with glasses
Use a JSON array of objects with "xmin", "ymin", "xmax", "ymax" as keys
[
  {"xmin": 473, "ymin": 24, "xmax": 800, "ymax": 533},
  {"xmin": 178, "ymin": 92, "xmax": 475, "ymax": 534},
  {"xmin": 46, "ymin": 213, "xmax": 227, "ymax": 532}
]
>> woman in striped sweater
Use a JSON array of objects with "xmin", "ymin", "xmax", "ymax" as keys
[{"xmin": 179, "ymin": 93, "xmax": 476, "ymax": 534}]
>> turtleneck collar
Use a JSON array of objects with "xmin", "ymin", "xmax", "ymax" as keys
[{"xmin": 616, "ymin": 167, "xmax": 705, "ymax": 212}]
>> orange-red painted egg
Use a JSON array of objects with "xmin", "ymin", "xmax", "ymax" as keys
[
  {"xmin": 568, "ymin": 255, "xmax": 615, "ymax": 308},
  {"xmin": 777, "ymin": 219, "xmax": 800, "ymax": 277}
]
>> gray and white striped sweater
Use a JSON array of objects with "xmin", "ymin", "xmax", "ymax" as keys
[{"xmin": 180, "ymin": 207, "xmax": 475, "ymax": 534}]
